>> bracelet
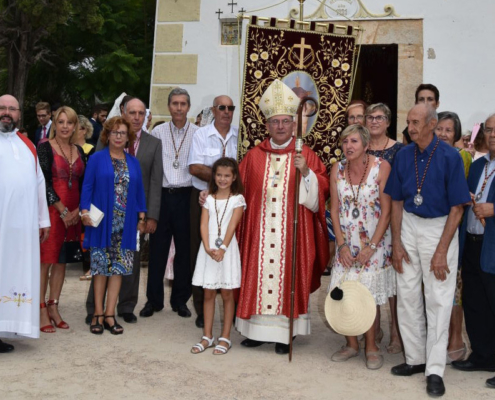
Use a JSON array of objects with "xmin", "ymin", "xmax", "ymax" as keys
[
  {"xmin": 219, "ymin": 244, "xmax": 228, "ymax": 251},
  {"xmin": 59, "ymin": 207, "xmax": 69, "ymax": 219},
  {"xmin": 138, "ymin": 217, "xmax": 146, "ymax": 222},
  {"xmin": 138, "ymin": 220, "xmax": 146, "ymax": 224},
  {"xmin": 337, "ymin": 243, "xmax": 348, "ymax": 254},
  {"xmin": 80, "ymin": 213, "xmax": 90, "ymax": 218}
]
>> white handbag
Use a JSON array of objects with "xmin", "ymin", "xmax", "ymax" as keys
[{"xmin": 88, "ymin": 204, "xmax": 104, "ymax": 227}]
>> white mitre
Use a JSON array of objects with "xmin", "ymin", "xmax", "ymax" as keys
[{"xmin": 259, "ymin": 79, "xmax": 300, "ymax": 119}]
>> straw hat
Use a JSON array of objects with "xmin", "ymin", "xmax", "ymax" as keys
[
  {"xmin": 324, "ymin": 280, "xmax": 376, "ymax": 336},
  {"xmin": 259, "ymin": 79, "xmax": 300, "ymax": 119}
]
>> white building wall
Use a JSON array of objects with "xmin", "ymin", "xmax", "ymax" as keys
[{"xmin": 152, "ymin": 0, "xmax": 495, "ymax": 129}]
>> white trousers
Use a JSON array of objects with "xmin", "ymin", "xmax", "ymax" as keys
[{"xmin": 397, "ymin": 211, "xmax": 458, "ymax": 377}]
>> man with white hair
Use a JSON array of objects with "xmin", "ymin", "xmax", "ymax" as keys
[
  {"xmin": 0, "ymin": 94, "xmax": 50, "ymax": 352},
  {"xmin": 385, "ymin": 103, "xmax": 470, "ymax": 396},
  {"xmin": 235, "ymin": 79, "xmax": 329, "ymax": 355}
]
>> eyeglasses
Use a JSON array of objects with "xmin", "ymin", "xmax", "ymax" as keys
[
  {"xmin": 267, "ymin": 119, "xmax": 293, "ymax": 127},
  {"xmin": 0, "ymin": 106, "xmax": 20, "ymax": 112},
  {"xmin": 213, "ymin": 105, "xmax": 236, "ymax": 112},
  {"xmin": 348, "ymin": 115, "xmax": 364, "ymax": 122},
  {"xmin": 110, "ymin": 130, "xmax": 128, "ymax": 137},
  {"xmin": 365, "ymin": 115, "xmax": 387, "ymax": 123}
]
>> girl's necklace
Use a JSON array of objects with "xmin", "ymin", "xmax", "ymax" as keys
[{"xmin": 214, "ymin": 191, "xmax": 231, "ymax": 248}]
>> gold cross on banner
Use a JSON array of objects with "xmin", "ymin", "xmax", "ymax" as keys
[{"xmin": 290, "ymin": 37, "xmax": 314, "ymax": 69}]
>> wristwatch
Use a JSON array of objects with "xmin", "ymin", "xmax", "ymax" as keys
[
  {"xmin": 370, "ymin": 243, "xmax": 377, "ymax": 251},
  {"xmin": 219, "ymin": 244, "xmax": 228, "ymax": 251}
]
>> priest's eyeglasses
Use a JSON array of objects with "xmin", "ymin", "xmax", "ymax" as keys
[
  {"xmin": 0, "ymin": 106, "xmax": 21, "ymax": 112},
  {"xmin": 365, "ymin": 115, "xmax": 387, "ymax": 123},
  {"xmin": 213, "ymin": 105, "xmax": 236, "ymax": 112},
  {"xmin": 267, "ymin": 119, "xmax": 293, "ymax": 127},
  {"xmin": 110, "ymin": 131, "xmax": 128, "ymax": 137}
]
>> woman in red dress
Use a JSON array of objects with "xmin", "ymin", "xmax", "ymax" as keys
[{"xmin": 38, "ymin": 106, "xmax": 85, "ymax": 332}]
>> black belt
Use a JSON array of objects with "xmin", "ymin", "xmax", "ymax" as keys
[
  {"xmin": 162, "ymin": 186, "xmax": 192, "ymax": 194},
  {"xmin": 466, "ymin": 233, "xmax": 484, "ymax": 242}
]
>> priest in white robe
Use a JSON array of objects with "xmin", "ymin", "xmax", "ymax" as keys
[{"xmin": 0, "ymin": 94, "xmax": 50, "ymax": 353}]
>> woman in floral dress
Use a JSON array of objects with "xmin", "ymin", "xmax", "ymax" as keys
[{"xmin": 328, "ymin": 124, "xmax": 393, "ymax": 370}]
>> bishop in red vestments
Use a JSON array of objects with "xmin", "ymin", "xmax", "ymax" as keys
[{"xmin": 235, "ymin": 79, "xmax": 329, "ymax": 354}]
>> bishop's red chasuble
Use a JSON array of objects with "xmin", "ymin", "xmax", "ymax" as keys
[{"xmin": 236, "ymin": 138, "xmax": 329, "ymax": 320}]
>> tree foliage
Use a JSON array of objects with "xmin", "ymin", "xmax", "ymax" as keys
[{"xmin": 0, "ymin": 0, "xmax": 156, "ymax": 133}]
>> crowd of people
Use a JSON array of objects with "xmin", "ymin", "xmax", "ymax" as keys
[{"xmin": 0, "ymin": 79, "xmax": 494, "ymax": 397}]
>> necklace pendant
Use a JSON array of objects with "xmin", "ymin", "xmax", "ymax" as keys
[
  {"xmin": 215, "ymin": 237, "xmax": 223, "ymax": 248},
  {"xmin": 68, "ymin": 180, "xmax": 72, "ymax": 190},
  {"xmin": 414, "ymin": 193, "xmax": 423, "ymax": 206},
  {"xmin": 352, "ymin": 208, "xmax": 360, "ymax": 219},
  {"xmin": 475, "ymin": 192, "xmax": 483, "ymax": 202},
  {"xmin": 116, "ymin": 184, "xmax": 124, "ymax": 195},
  {"xmin": 173, "ymin": 159, "xmax": 180, "ymax": 169}
]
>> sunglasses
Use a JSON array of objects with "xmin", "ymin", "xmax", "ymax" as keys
[{"xmin": 213, "ymin": 105, "xmax": 235, "ymax": 112}]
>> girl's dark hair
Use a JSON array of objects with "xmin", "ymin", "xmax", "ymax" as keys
[{"xmin": 208, "ymin": 157, "xmax": 244, "ymax": 195}]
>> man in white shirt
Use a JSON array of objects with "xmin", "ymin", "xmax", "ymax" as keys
[
  {"xmin": 187, "ymin": 95, "xmax": 238, "ymax": 328},
  {"xmin": 140, "ymin": 88, "xmax": 198, "ymax": 319}
]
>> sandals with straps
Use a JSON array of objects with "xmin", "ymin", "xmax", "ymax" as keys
[
  {"xmin": 40, "ymin": 302, "xmax": 56, "ymax": 333},
  {"xmin": 90, "ymin": 315, "xmax": 104, "ymax": 335},
  {"xmin": 47, "ymin": 299, "xmax": 70, "ymax": 329},
  {"xmin": 103, "ymin": 315, "xmax": 123, "ymax": 335},
  {"xmin": 213, "ymin": 337, "xmax": 232, "ymax": 355},
  {"xmin": 191, "ymin": 336, "xmax": 215, "ymax": 354}
]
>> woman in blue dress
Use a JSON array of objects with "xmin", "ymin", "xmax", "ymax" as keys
[{"xmin": 81, "ymin": 117, "xmax": 146, "ymax": 335}]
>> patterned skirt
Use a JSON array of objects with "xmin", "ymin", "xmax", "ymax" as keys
[{"xmin": 90, "ymin": 157, "xmax": 134, "ymax": 276}]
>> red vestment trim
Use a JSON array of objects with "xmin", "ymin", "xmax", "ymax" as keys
[
  {"xmin": 17, "ymin": 132, "xmax": 37, "ymax": 170},
  {"xmin": 237, "ymin": 139, "xmax": 330, "ymax": 320}
]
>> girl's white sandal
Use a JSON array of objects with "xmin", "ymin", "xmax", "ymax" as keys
[{"xmin": 191, "ymin": 336, "xmax": 215, "ymax": 354}]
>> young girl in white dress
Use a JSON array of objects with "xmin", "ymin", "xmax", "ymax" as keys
[{"xmin": 191, "ymin": 158, "xmax": 246, "ymax": 355}]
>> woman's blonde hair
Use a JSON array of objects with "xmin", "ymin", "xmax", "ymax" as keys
[
  {"xmin": 78, "ymin": 115, "xmax": 94, "ymax": 140},
  {"xmin": 48, "ymin": 106, "xmax": 79, "ymax": 143},
  {"xmin": 339, "ymin": 124, "xmax": 371, "ymax": 148}
]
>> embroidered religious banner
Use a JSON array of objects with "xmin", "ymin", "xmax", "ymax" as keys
[{"xmin": 237, "ymin": 22, "xmax": 358, "ymax": 173}]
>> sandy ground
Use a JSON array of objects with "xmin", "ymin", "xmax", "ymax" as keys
[{"xmin": 0, "ymin": 263, "xmax": 492, "ymax": 400}]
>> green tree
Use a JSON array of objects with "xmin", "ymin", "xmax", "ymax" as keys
[
  {"xmin": 0, "ymin": 0, "xmax": 103, "ymax": 107},
  {"xmin": 1, "ymin": 0, "xmax": 156, "ymax": 132}
]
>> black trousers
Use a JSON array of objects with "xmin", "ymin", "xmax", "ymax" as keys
[
  {"xmin": 461, "ymin": 233, "xmax": 495, "ymax": 366},
  {"xmin": 85, "ymin": 247, "xmax": 141, "ymax": 315},
  {"xmin": 146, "ymin": 187, "xmax": 192, "ymax": 309},
  {"xmin": 190, "ymin": 187, "xmax": 204, "ymax": 316}
]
